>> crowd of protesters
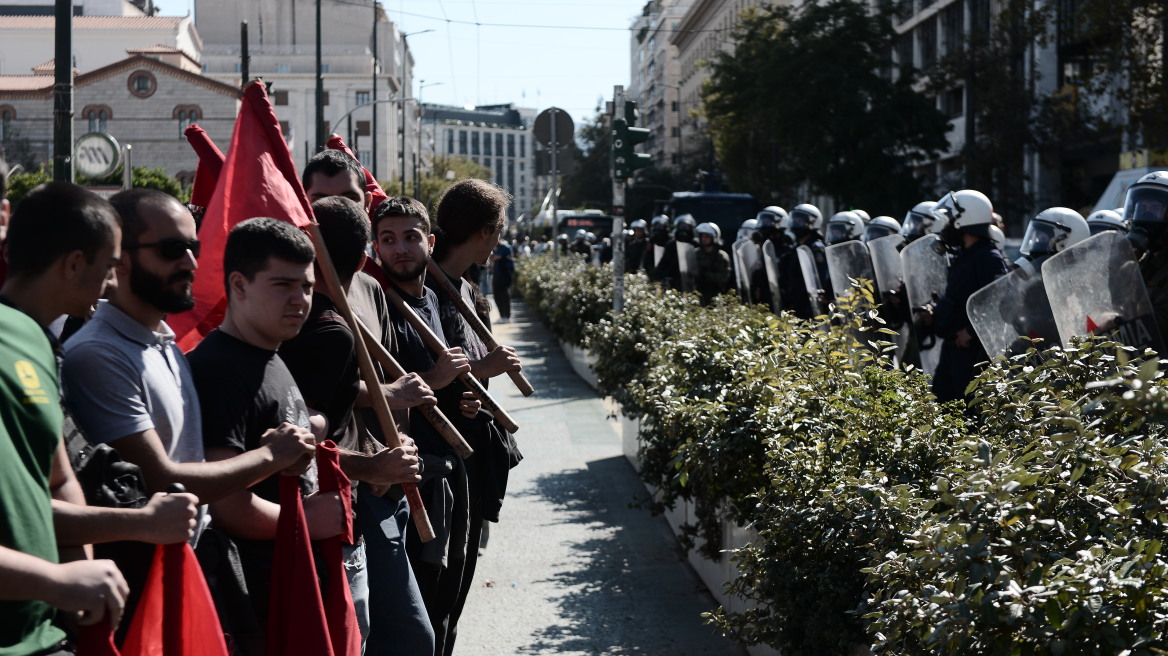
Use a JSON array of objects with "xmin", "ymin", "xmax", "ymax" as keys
[{"xmin": 0, "ymin": 147, "xmax": 523, "ymax": 656}]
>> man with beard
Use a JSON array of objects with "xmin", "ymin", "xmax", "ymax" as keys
[{"xmin": 61, "ymin": 190, "xmax": 317, "ymax": 642}]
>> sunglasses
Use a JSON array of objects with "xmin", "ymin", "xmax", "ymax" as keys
[{"xmin": 125, "ymin": 238, "xmax": 201, "ymax": 260}]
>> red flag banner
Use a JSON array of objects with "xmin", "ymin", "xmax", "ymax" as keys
[
  {"xmin": 183, "ymin": 124, "xmax": 225, "ymax": 209},
  {"xmin": 315, "ymin": 441, "xmax": 360, "ymax": 656},
  {"xmin": 170, "ymin": 81, "xmax": 315, "ymax": 351},
  {"xmin": 76, "ymin": 618, "xmax": 120, "ymax": 656},
  {"xmin": 120, "ymin": 543, "xmax": 229, "ymax": 656},
  {"xmin": 325, "ymin": 134, "xmax": 388, "ymax": 215},
  {"xmin": 266, "ymin": 476, "xmax": 334, "ymax": 656}
]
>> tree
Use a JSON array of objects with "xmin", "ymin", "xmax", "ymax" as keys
[
  {"xmin": 6, "ymin": 165, "xmax": 188, "ymax": 206},
  {"xmin": 559, "ymin": 113, "xmax": 612, "ymax": 210},
  {"xmin": 382, "ymin": 155, "xmax": 491, "ymax": 215},
  {"xmin": 702, "ymin": 0, "xmax": 949, "ymax": 214}
]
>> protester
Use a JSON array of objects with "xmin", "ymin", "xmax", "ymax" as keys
[
  {"xmin": 490, "ymin": 240, "xmax": 515, "ymax": 323},
  {"xmin": 373, "ymin": 196, "xmax": 483, "ymax": 656},
  {"xmin": 430, "ymin": 178, "xmax": 525, "ymax": 655},
  {"xmin": 0, "ymin": 180, "xmax": 197, "ymax": 653},
  {"xmin": 186, "ymin": 217, "xmax": 346, "ymax": 654}
]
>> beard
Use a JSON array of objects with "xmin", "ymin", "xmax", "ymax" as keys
[
  {"xmin": 130, "ymin": 262, "xmax": 195, "ymax": 313},
  {"xmin": 384, "ymin": 258, "xmax": 428, "ymax": 283}
]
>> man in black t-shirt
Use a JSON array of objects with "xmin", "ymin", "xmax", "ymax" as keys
[
  {"xmin": 187, "ymin": 217, "xmax": 346, "ymax": 655},
  {"xmin": 372, "ymin": 196, "xmax": 482, "ymax": 656}
]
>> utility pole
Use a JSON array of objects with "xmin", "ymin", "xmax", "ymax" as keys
[
  {"xmin": 240, "ymin": 21, "xmax": 249, "ymax": 89},
  {"xmin": 53, "ymin": 0, "xmax": 73, "ymax": 182},
  {"xmin": 611, "ymin": 86, "xmax": 626, "ymax": 313},
  {"xmin": 550, "ymin": 107, "xmax": 560, "ymax": 262},
  {"xmin": 371, "ymin": 0, "xmax": 378, "ymax": 178},
  {"xmin": 315, "ymin": 0, "xmax": 325, "ymax": 151}
]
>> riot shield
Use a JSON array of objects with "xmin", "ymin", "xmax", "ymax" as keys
[
  {"xmin": 967, "ymin": 259, "xmax": 1059, "ymax": 358},
  {"xmin": 733, "ymin": 238, "xmax": 761, "ymax": 302},
  {"xmin": 1042, "ymin": 231, "xmax": 1165, "ymax": 354},
  {"xmin": 826, "ymin": 241, "xmax": 876, "ymax": 303},
  {"xmin": 796, "ymin": 245, "xmax": 827, "ymax": 317},
  {"xmin": 677, "ymin": 242, "xmax": 698, "ymax": 293},
  {"xmin": 901, "ymin": 234, "xmax": 949, "ymax": 310},
  {"xmin": 867, "ymin": 234, "xmax": 906, "ymax": 295},
  {"xmin": 762, "ymin": 240, "xmax": 783, "ymax": 313}
]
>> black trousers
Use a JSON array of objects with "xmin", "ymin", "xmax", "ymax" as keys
[{"xmin": 494, "ymin": 284, "xmax": 511, "ymax": 319}]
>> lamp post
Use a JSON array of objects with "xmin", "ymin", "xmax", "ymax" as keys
[
  {"xmin": 416, "ymin": 80, "xmax": 443, "ymax": 197},
  {"xmin": 398, "ymin": 29, "xmax": 433, "ymax": 192}
]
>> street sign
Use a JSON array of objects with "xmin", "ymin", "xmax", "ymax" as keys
[
  {"xmin": 75, "ymin": 132, "xmax": 121, "ymax": 179},
  {"xmin": 533, "ymin": 107, "xmax": 574, "ymax": 148}
]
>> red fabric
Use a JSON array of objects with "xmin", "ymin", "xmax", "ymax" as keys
[
  {"xmin": 120, "ymin": 543, "xmax": 229, "ymax": 656},
  {"xmin": 266, "ymin": 476, "xmax": 334, "ymax": 656},
  {"xmin": 361, "ymin": 254, "xmax": 389, "ymax": 290},
  {"xmin": 325, "ymin": 134, "xmax": 389, "ymax": 215},
  {"xmin": 315, "ymin": 441, "xmax": 360, "ymax": 656},
  {"xmin": 169, "ymin": 81, "xmax": 315, "ymax": 352},
  {"xmin": 183, "ymin": 124, "xmax": 225, "ymax": 208},
  {"xmin": 76, "ymin": 618, "xmax": 119, "ymax": 656}
]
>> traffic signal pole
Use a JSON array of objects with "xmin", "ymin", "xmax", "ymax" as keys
[{"xmin": 611, "ymin": 86, "xmax": 626, "ymax": 313}]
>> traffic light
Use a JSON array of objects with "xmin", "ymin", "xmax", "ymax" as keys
[{"xmin": 612, "ymin": 100, "xmax": 652, "ymax": 180}]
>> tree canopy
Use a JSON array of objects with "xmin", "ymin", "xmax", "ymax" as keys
[{"xmin": 702, "ymin": 0, "xmax": 950, "ymax": 214}]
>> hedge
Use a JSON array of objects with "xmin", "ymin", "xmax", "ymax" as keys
[{"xmin": 515, "ymin": 254, "xmax": 1168, "ymax": 656}]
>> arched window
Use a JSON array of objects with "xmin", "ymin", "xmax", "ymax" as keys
[
  {"xmin": 174, "ymin": 105, "xmax": 202, "ymax": 138},
  {"xmin": 0, "ymin": 106, "xmax": 15, "ymax": 141},
  {"xmin": 81, "ymin": 105, "xmax": 112, "ymax": 134}
]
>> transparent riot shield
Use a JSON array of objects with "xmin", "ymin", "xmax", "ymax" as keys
[
  {"xmin": 867, "ymin": 234, "xmax": 906, "ymax": 295},
  {"xmin": 967, "ymin": 259, "xmax": 1058, "ymax": 358},
  {"xmin": 760, "ymin": 240, "xmax": 783, "ymax": 313},
  {"xmin": 900, "ymin": 234, "xmax": 949, "ymax": 375},
  {"xmin": 796, "ymin": 245, "xmax": 827, "ymax": 317},
  {"xmin": 677, "ymin": 242, "xmax": 698, "ymax": 293},
  {"xmin": 826, "ymin": 241, "xmax": 876, "ymax": 303},
  {"xmin": 733, "ymin": 238, "xmax": 761, "ymax": 303},
  {"xmin": 901, "ymin": 234, "xmax": 949, "ymax": 310},
  {"xmin": 1042, "ymin": 231, "xmax": 1165, "ymax": 354}
]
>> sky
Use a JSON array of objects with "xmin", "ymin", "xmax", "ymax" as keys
[{"xmin": 153, "ymin": 0, "xmax": 649, "ymax": 129}]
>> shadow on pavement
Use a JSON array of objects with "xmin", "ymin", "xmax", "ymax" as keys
[
  {"xmin": 512, "ymin": 457, "xmax": 744, "ymax": 656},
  {"xmin": 494, "ymin": 299, "xmax": 598, "ymax": 404}
]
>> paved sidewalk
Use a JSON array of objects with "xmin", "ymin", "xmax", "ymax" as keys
[{"xmin": 454, "ymin": 298, "xmax": 746, "ymax": 655}]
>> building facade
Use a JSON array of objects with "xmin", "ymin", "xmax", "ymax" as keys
[
  {"xmin": 0, "ymin": 14, "xmax": 200, "ymax": 76},
  {"xmin": 195, "ymin": 0, "xmax": 416, "ymax": 184},
  {"xmin": 628, "ymin": 0, "xmax": 693, "ymax": 173},
  {"xmin": 422, "ymin": 102, "xmax": 536, "ymax": 221}
]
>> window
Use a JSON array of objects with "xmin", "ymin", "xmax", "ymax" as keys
[
  {"xmin": 484, "ymin": 132, "xmax": 492, "ymax": 156},
  {"xmin": 0, "ymin": 107, "xmax": 13, "ymax": 140},
  {"xmin": 82, "ymin": 105, "xmax": 111, "ymax": 133},
  {"xmin": 127, "ymin": 70, "xmax": 157, "ymax": 98},
  {"xmin": 472, "ymin": 132, "xmax": 480, "ymax": 155},
  {"xmin": 459, "ymin": 130, "xmax": 467, "ymax": 155},
  {"xmin": 274, "ymin": 90, "xmax": 289, "ymax": 105},
  {"xmin": 942, "ymin": 87, "xmax": 964, "ymax": 118},
  {"xmin": 359, "ymin": 150, "xmax": 372, "ymax": 164},
  {"xmin": 323, "ymin": 91, "xmax": 330, "ymax": 106},
  {"xmin": 897, "ymin": 32, "xmax": 914, "ymax": 70},
  {"xmin": 942, "ymin": 2, "xmax": 964, "ymax": 55},
  {"xmin": 496, "ymin": 158, "xmax": 503, "ymax": 184},
  {"xmin": 447, "ymin": 129, "xmax": 454, "ymax": 154},
  {"xmin": 356, "ymin": 90, "xmax": 371, "ymax": 105},
  {"xmin": 275, "ymin": 63, "xmax": 291, "ymax": 74},
  {"xmin": 507, "ymin": 134, "xmax": 515, "ymax": 157},
  {"xmin": 496, "ymin": 134, "xmax": 503, "ymax": 156},
  {"xmin": 918, "ymin": 18, "xmax": 938, "ymax": 69},
  {"xmin": 356, "ymin": 120, "xmax": 371, "ymax": 136},
  {"xmin": 279, "ymin": 120, "xmax": 292, "ymax": 138},
  {"xmin": 520, "ymin": 135, "xmax": 525, "ymax": 158},
  {"xmin": 174, "ymin": 105, "xmax": 201, "ymax": 137},
  {"xmin": 507, "ymin": 159, "xmax": 514, "ymax": 191},
  {"xmin": 970, "ymin": 0, "xmax": 991, "ymax": 36}
]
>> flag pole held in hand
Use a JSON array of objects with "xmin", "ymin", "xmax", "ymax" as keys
[{"xmin": 425, "ymin": 260, "xmax": 535, "ymax": 397}]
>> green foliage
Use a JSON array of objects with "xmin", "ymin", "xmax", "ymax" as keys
[
  {"xmin": 382, "ymin": 155, "xmax": 491, "ymax": 215},
  {"xmin": 517, "ymin": 264, "xmax": 1168, "ymax": 656},
  {"xmin": 558, "ymin": 112, "xmax": 612, "ymax": 210},
  {"xmin": 702, "ymin": 0, "xmax": 949, "ymax": 212},
  {"xmin": 5, "ymin": 165, "xmax": 52, "ymax": 205}
]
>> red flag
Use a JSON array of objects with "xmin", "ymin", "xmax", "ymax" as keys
[
  {"xmin": 267, "ymin": 475, "xmax": 334, "ymax": 656},
  {"xmin": 120, "ymin": 544, "xmax": 229, "ymax": 656},
  {"xmin": 315, "ymin": 441, "xmax": 360, "ymax": 656},
  {"xmin": 325, "ymin": 134, "xmax": 389, "ymax": 215},
  {"xmin": 1087, "ymin": 314, "xmax": 1099, "ymax": 334},
  {"xmin": 170, "ymin": 81, "xmax": 314, "ymax": 351},
  {"xmin": 183, "ymin": 124, "xmax": 226, "ymax": 209}
]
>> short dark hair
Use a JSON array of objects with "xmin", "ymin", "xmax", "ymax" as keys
[
  {"xmin": 109, "ymin": 188, "xmax": 185, "ymax": 246},
  {"xmin": 223, "ymin": 217, "xmax": 315, "ymax": 295},
  {"xmin": 373, "ymin": 195, "xmax": 431, "ymax": 235},
  {"xmin": 302, "ymin": 150, "xmax": 364, "ymax": 192},
  {"xmin": 434, "ymin": 179, "xmax": 511, "ymax": 260},
  {"xmin": 312, "ymin": 196, "xmax": 371, "ymax": 284},
  {"xmin": 6, "ymin": 182, "xmax": 119, "ymax": 278}
]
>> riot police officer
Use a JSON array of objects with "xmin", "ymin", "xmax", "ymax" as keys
[
  {"xmin": 826, "ymin": 211, "xmax": 865, "ymax": 246},
  {"xmin": 1125, "ymin": 171, "xmax": 1168, "ymax": 348},
  {"xmin": 570, "ymin": 228, "xmax": 591, "ymax": 257},
  {"xmin": 1016, "ymin": 207, "xmax": 1089, "ymax": 265},
  {"xmin": 694, "ymin": 222, "xmax": 731, "ymax": 305},
  {"xmin": 1087, "ymin": 208, "xmax": 1129, "ymax": 236},
  {"xmin": 626, "ymin": 218, "xmax": 649, "ymax": 274},
  {"xmin": 644, "ymin": 214, "xmax": 672, "ymax": 282},
  {"xmin": 901, "ymin": 201, "xmax": 937, "ymax": 244},
  {"xmin": 923, "ymin": 189, "xmax": 1010, "ymax": 403},
  {"xmin": 778, "ymin": 203, "xmax": 830, "ymax": 319},
  {"xmin": 863, "ymin": 216, "xmax": 902, "ymax": 243}
]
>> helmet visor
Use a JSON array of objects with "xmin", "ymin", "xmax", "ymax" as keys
[
  {"xmin": 901, "ymin": 212, "xmax": 932, "ymax": 237},
  {"xmin": 931, "ymin": 192, "xmax": 962, "ymax": 224},
  {"xmin": 1019, "ymin": 219, "xmax": 1068, "ymax": 259},
  {"xmin": 1124, "ymin": 186, "xmax": 1168, "ymax": 230},
  {"xmin": 1089, "ymin": 221, "xmax": 1121, "ymax": 236},
  {"xmin": 863, "ymin": 224, "xmax": 895, "ymax": 242},
  {"xmin": 789, "ymin": 209, "xmax": 815, "ymax": 231},
  {"xmin": 826, "ymin": 222, "xmax": 853, "ymax": 245}
]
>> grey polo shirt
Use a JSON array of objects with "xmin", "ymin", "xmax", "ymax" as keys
[{"xmin": 62, "ymin": 301, "xmax": 205, "ymax": 465}]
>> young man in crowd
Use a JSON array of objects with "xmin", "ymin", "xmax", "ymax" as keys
[
  {"xmin": 374, "ymin": 196, "xmax": 483, "ymax": 656},
  {"xmin": 302, "ymin": 151, "xmax": 438, "ymax": 656},
  {"xmin": 59, "ymin": 189, "xmax": 319, "ymax": 640},
  {"xmin": 0, "ymin": 180, "xmax": 196, "ymax": 654},
  {"xmin": 186, "ymin": 217, "xmax": 346, "ymax": 654},
  {"xmin": 429, "ymin": 179, "xmax": 524, "ymax": 655}
]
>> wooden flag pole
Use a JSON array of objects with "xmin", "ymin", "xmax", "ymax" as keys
[
  {"xmin": 425, "ymin": 260, "xmax": 535, "ymax": 397},
  {"xmin": 381, "ymin": 281, "xmax": 521, "ymax": 434},
  {"xmin": 307, "ymin": 223, "xmax": 435, "ymax": 542},
  {"xmin": 350, "ymin": 316, "xmax": 474, "ymax": 459}
]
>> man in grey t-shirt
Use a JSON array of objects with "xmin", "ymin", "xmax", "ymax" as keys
[{"xmin": 62, "ymin": 190, "xmax": 315, "ymax": 506}]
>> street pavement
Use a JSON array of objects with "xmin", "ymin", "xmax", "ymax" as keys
[{"xmin": 455, "ymin": 297, "xmax": 747, "ymax": 655}]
